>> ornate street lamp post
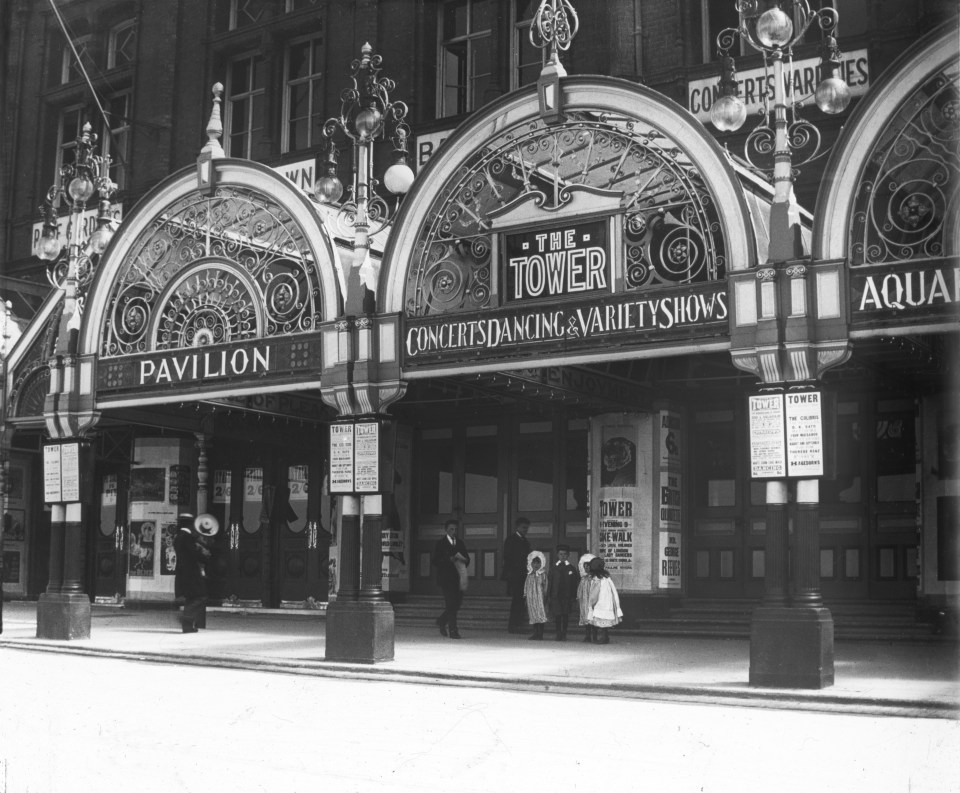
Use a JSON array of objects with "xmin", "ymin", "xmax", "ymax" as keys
[
  {"xmin": 710, "ymin": 2, "xmax": 852, "ymax": 688},
  {"xmin": 316, "ymin": 44, "xmax": 413, "ymax": 663},
  {"xmin": 315, "ymin": 42, "xmax": 413, "ymax": 315},
  {"xmin": 34, "ymin": 121, "xmax": 116, "ymax": 640}
]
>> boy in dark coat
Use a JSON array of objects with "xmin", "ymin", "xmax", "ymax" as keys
[{"xmin": 548, "ymin": 544, "xmax": 580, "ymax": 641}]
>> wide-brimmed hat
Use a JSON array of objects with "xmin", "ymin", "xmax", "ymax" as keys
[{"xmin": 578, "ymin": 553, "xmax": 596, "ymax": 575}]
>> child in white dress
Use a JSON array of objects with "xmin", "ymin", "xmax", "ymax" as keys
[
  {"xmin": 576, "ymin": 553, "xmax": 596, "ymax": 643},
  {"xmin": 588, "ymin": 557, "xmax": 623, "ymax": 644}
]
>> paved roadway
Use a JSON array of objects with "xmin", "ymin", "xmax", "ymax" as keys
[{"xmin": 1, "ymin": 648, "xmax": 957, "ymax": 793}]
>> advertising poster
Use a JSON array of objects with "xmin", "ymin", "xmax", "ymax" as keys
[
  {"xmin": 168, "ymin": 464, "xmax": 190, "ymax": 505},
  {"xmin": 659, "ymin": 410, "xmax": 681, "ymax": 470},
  {"xmin": 592, "ymin": 416, "xmax": 653, "ymax": 591},
  {"xmin": 160, "ymin": 523, "xmax": 178, "ymax": 576},
  {"xmin": 381, "ymin": 424, "xmax": 413, "ymax": 591},
  {"xmin": 129, "ymin": 520, "xmax": 156, "ymax": 577},
  {"xmin": 659, "ymin": 531, "xmax": 682, "ymax": 588},
  {"xmin": 597, "ymin": 497, "xmax": 637, "ymax": 576},
  {"xmin": 329, "ymin": 424, "xmax": 354, "ymax": 493},
  {"xmin": 213, "ymin": 470, "xmax": 231, "ymax": 504},
  {"xmin": 749, "ymin": 393, "xmax": 787, "ymax": 478},
  {"xmin": 659, "ymin": 470, "xmax": 681, "ymax": 531},
  {"xmin": 785, "ymin": 391, "xmax": 824, "ymax": 477},
  {"xmin": 102, "ymin": 473, "xmax": 118, "ymax": 507}
]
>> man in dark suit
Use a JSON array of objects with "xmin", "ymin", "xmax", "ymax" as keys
[
  {"xmin": 174, "ymin": 513, "xmax": 209, "ymax": 633},
  {"xmin": 502, "ymin": 516, "xmax": 531, "ymax": 633},
  {"xmin": 432, "ymin": 519, "xmax": 470, "ymax": 639}
]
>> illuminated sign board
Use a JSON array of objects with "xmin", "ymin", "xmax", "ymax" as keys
[
  {"xmin": 503, "ymin": 220, "xmax": 609, "ymax": 302},
  {"xmin": 850, "ymin": 260, "xmax": 959, "ymax": 325},
  {"xmin": 403, "ymin": 281, "xmax": 728, "ymax": 363},
  {"xmin": 97, "ymin": 335, "xmax": 324, "ymax": 397}
]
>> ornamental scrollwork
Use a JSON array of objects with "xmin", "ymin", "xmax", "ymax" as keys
[
  {"xmin": 851, "ymin": 66, "xmax": 959, "ymax": 265},
  {"xmin": 407, "ymin": 112, "xmax": 726, "ymax": 316},
  {"xmin": 101, "ymin": 186, "xmax": 322, "ymax": 356}
]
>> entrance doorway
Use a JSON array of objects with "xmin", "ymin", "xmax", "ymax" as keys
[
  {"xmin": 688, "ymin": 396, "xmax": 920, "ymax": 602},
  {"xmin": 208, "ymin": 434, "xmax": 328, "ymax": 608}
]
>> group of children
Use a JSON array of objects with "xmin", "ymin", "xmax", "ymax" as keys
[{"xmin": 523, "ymin": 545, "xmax": 623, "ymax": 644}]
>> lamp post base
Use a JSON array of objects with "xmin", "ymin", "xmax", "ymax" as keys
[
  {"xmin": 749, "ymin": 605, "xmax": 834, "ymax": 689},
  {"xmin": 324, "ymin": 599, "xmax": 395, "ymax": 663},
  {"xmin": 36, "ymin": 592, "xmax": 91, "ymax": 640}
]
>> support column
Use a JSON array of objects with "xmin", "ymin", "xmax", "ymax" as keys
[
  {"xmin": 45, "ymin": 503, "xmax": 66, "ymax": 594},
  {"xmin": 762, "ymin": 480, "xmax": 789, "ymax": 606},
  {"xmin": 793, "ymin": 479, "xmax": 824, "ymax": 606},
  {"xmin": 750, "ymin": 478, "xmax": 834, "ymax": 688},
  {"xmin": 325, "ymin": 494, "xmax": 394, "ymax": 662},
  {"xmin": 37, "ymin": 502, "xmax": 91, "ymax": 639},
  {"xmin": 360, "ymin": 494, "xmax": 384, "ymax": 601}
]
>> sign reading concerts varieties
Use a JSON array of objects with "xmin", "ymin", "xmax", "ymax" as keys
[{"xmin": 748, "ymin": 391, "xmax": 824, "ymax": 479}]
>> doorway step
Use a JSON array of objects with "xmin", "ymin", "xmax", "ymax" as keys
[{"xmin": 392, "ymin": 596, "xmax": 948, "ymax": 642}]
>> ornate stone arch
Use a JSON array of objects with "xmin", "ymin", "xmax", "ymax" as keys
[
  {"xmin": 813, "ymin": 24, "xmax": 959, "ymax": 263},
  {"xmin": 381, "ymin": 78, "xmax": 757, "ymax": 317},
  {"xmin": 80, "ymin": 160, "xmax": 344, "ymax": 358}
]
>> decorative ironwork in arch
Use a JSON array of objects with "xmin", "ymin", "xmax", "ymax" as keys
[
  {"xmin": 101, "ymin": 185, "xmax": 322, "ymax": 356},
  {"xmin": 406, "ymin": 112, "xmax": 726, "ymax": 316},
  {"xmin": 850, "ymin": 65, "xmax": 960, "ymax": 265}
]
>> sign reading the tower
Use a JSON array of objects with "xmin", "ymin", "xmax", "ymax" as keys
[{"xmin": 503, "ymin": 220, "xmax": 609, "ymax": 302}]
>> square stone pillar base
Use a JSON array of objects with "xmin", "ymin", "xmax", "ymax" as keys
[
  {"xmin": 749, "ymin": 605, "xmax": 834, "ymax": 689},
  {"xmin": 325, "ymin": 600, "xmax": 395, "ymax": 663},
  {"xmin": 37, "ymin": 593, "xmax": 91, "ymax": 640}
]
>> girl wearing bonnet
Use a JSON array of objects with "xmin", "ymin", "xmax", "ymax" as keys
[{"xmin": 524, "ymin": 550, "xmax": 549, "ymax": 640}]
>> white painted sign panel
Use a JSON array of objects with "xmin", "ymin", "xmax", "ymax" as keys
[
  {"xmin": 329, "ymin": 424, "xmax": 355, "ymax": 493},
  {"xmin": 749, "ymin": 393, "xmax": 787, "ymax": 478},
  {"xmin": 785, "ymin": 391, "xmax": 824, "ymax": 477}
]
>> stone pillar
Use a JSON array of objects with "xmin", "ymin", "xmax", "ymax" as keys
[
  {"xmin": 45, "ymin": 503, "xmax": 65, "ymax": 594},
  {"xmin": 37, "ymin": 502, "xmax": 91, "ymax": 639},
  {"xmin": 763, "ymin": 480, "xmax": 789, "ymax": 606},
  {"xmin": 324, "ymin": 493, "xmax": 394, "ymax": 663},
  {"xmin": 360, "ymin": 494, "xmax": 384, "ymax": 601},
  {"xmin": 792, "ymin": 479, "xmax": 823, "ymax": 606},
  {"xmin": 61, "ymin": 501, "xmax": 85, "ymax": 594},
  {"xmin": 336, "ymin": 494, "xmax": 361, "ymax": 600}
]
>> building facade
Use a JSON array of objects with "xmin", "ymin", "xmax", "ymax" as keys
[{"xmin": 1, "ymin": 1, "xmax": 957, "ymax": 639}]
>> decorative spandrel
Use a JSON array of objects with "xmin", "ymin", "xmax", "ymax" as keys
[
  {"xmin": 851, "ymin": 66, "xmax": 960, "ymax": 266},
  {"xmin": 101, "ymin": 186, "xmax": 321, "ymax": 356},
  {"xmin": 407, "ymin": 112, "xmax": 726, "ymax": 317}
]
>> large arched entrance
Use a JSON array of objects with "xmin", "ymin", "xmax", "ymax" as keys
[
  {"xmin": 380, "ymin": 78, "xmax": 763, "ymax": 606},
  {"xmin": 71, "ymin": 159, "xmax": 344, "ymax": 608},
  {"xmin": 812, "ymin": 24, "xmax": 959, "ymax": 606}
]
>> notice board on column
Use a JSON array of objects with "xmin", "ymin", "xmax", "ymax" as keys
[
  {"xmin": 43, "ymin": 442, "xmax": 83, "ymax": 502},
  {"xmin": 329, "ymin": 421, "xmax": 392, "ymax": 494},
  {"xmin": 748, "ymin": 391, "xmax": 824, "ymax": 479}
]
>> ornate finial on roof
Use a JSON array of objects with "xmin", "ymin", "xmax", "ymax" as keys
[
  {"xmin": 530, "ymin": 0, "xmax": 579, "ymax": 65},
  {"xmin": 531, "ymin": 1, "xmax": 578, "ymax": 124},
  {"xmin": 200, "ymin": 82, "xmax": 225, "ymax": 159}
]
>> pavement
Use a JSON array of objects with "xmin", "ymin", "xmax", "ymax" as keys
[{"xmin": 1, "ymin": 601, "xmax": 957, "ymax": 719}]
